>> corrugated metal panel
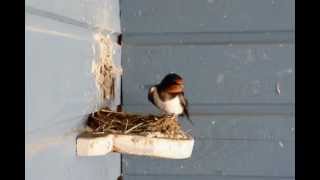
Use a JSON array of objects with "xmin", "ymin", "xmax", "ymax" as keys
[
  {"xmin": 120, "ymin": 0, "xmax": 294, "ymax": 179},
  {"xmin": 124, "ymin": 175, "xmax": 294, "ymax": 180},
  {"xmin": 123, "ymin": 31, "xmax": 294, "ymax": 46},
  {"xmin": 173, "ymin": 115, "xmax": 294, "ymax": 141},
  {"xmin": 121, "ymin": 0, "xmax": 294, "ymax": 33},
  {"xmin": 122, "ymin": 44, "xmax": 294, "ymax": 105},
  {"xmin": 123, "ymin": 140, "xmax": 294, "ymax": 176}
]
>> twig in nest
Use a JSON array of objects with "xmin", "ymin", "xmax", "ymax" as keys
[
  {"xmin": 124, "ymin": 122, "xmax": 144, "ymax": 134},
  {"xmin": 100, "ymin": 109, "xmax": 114, "ymax": 113},
  {"xmin": 124, "ymin": 119, "xmax": 129, "ymax": 132},
  {"xmin": 86, "ymin": 108, "xmax": 190, "ymax": 139}
]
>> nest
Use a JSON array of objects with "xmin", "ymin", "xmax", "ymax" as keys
[{"xmin": 86, "ymin": 107, "xmax": 190, "ymax": 139}]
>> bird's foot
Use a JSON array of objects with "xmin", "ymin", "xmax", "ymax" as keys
[
  {"xmin": 160, "ymin": 113, "xmax": 175, "ymax": 119},
  {"xmin": 167, "ymin": 114, "xmax": 177, "ymax": 119}
]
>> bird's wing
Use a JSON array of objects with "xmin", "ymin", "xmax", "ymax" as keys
[
  {"xmin": 179, "ymin": 93, "xmax": 189, "ymax": 118},
  {"xmin": 179, "ymin": 93, "xmax": 193, "ymax": 125},
  {"xmin": 148, "ymin": 89, "xmax": 156, "ymax": 106}
]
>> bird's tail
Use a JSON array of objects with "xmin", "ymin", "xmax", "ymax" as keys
[{"xmin": 183, "ymin": 108, "xmax": 194, "ymax": 125}]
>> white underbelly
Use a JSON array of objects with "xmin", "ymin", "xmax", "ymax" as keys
[
  {"xmin": 153, "ymin": 90, "xmax": 183, "ymax": 115},
  {"xmin": 162, "ymin": 97, "xmax": 183, "ymax": 115}
]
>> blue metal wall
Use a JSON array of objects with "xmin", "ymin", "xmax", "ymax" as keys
[{"xmin": 120, "ymin": 0, "xmax": 294, "ymax": 179}]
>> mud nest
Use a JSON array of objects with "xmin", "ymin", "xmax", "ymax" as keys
[{"xmin": 86, "ymin": 107, "xmax": 190, "ymax": 139}]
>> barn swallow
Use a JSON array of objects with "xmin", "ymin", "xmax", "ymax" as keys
[{"xmin": 148, "ymin": 73, "xmax": 193, "ymax": 125}]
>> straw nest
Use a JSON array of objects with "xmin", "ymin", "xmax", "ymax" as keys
[{"xmin": 86, "ymin": 107, "xmax": 190, "ymax": 139}]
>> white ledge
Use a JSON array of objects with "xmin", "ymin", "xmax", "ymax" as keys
[{"xmin": 76, "ymin": 132, "xmax": 194, "ymax": 159}]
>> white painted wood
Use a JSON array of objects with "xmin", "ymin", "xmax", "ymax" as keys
[
  {"xmin": 112, "ymin": 134, "xmax": 194, "ymax": 159},
  {"xmin": 77, "ymin": 133, "xmax": 194, "ymax": 159},
  {"xmin": 77, "ymin": 134, "xmax": 114, "ymax": 156}
]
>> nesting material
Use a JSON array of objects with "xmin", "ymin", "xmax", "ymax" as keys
[
  {"xmin": 86, "ymin": 107, "xmax": 189, "ymax": 139},
  {"xmin": 77, "ymin": 107, "xmax": 194, "ymax": 159},
  {"xmin": 91, "ymin": 33, "xmax": 122, "ymax": 100}
]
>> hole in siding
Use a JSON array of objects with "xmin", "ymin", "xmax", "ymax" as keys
[{"xmin": 117, "ymin": 34, "xmax": 122, "ymax": 46}]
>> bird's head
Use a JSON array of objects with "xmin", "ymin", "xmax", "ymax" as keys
[
  {"xmin": 158, "ymin": 73, "xmax": 184, "ymax": 93},
  {"xmin": 160, "ymin": 73, "xmax": 184, "ymax": 86}
]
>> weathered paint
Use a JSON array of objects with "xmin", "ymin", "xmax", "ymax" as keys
[
  {"xmin": 120, "ymin": 0, "xmax": 294, "ymax": 33},
  {"xmin": 120, "ymin": 0, "xmax": 294, "ymax": 179},
  {"xmin": 25, "ymin": 0, "xmax": 121, "ymax": 180}
]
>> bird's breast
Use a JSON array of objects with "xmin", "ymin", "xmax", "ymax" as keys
[
  {"xmin": 163, "ymin": 96, "xmax": 183, "ymax": 115},
  {"xmin": 152, "ymin": 90, "xmax": 183, "ymax": 115}
]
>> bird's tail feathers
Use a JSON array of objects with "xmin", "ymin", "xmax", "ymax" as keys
[{"xmin": 182, "ymin": 109, "xmax": 194, "ymax": 125}]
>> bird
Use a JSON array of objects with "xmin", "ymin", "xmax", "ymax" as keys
[{"xmin": 148, "ymin": 73, "xmax": 193, "ymax": 125}]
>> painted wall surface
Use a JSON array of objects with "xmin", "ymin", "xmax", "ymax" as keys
[
  {"xmin": 25, "ymin": 0, "xmax": 295, "ymax": 179},
  {"xmin": 120, "ymin": 0, "xmax": 294, "ymax": 180},
  {"xmin": 25, "ymin": 1, "xmax": 121, "ymax": 180}
]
